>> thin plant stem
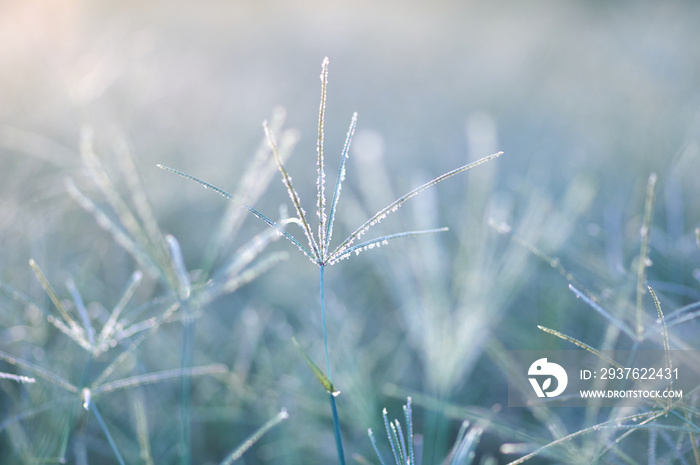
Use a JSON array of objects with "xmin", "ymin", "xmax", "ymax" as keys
[
  {"xmin": 320, "ymin": 265, "xmax": 331, "ymax": 379},
  {"xmin": 89, "ymin": 401, "xmax": 126, "ymax": 465},
  {"xmin": 330, "ymin": 392, "xmax": 346, "ymax": 465},
  {"xmin": 321, "ymin": 264, "xmax": 346, "ymax": 465}
]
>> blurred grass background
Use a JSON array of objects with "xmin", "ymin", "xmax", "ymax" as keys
[{"xmin": 1, "ymin": 0, "xmax": 700, "ymax": 464}]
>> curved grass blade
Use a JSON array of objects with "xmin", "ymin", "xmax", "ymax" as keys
[
  {"xmin": 648, "ymin": 286, "xmax": 673, "ymax": 408},
  {"xmin": 506, "ymin": 410, "xmax": 665, "ymax": 465},
  {"xmin": 635, "ymin": 173, "xmax": 657, "ymax": 340},
  {"xmin": 325, "ymin": 112, "xmax": 357, "ymax": 252},
  {"xmin": 330, "ymin": 152, "xmax": 502, "ymax": 262},
  {"xmin": 219, "ymin": 409, "xmax": 289, "ymax": 465},
  {"xmin": 291, "ymin": 337, "xmax": 338, "ymax": 395},
  {"xmin": 536, "ymin": 325, "xmax": 622, "ymax": 369},
  {"xmin": 263, "ymin": 123, "xmax": 320, "ymax": 261},
  {"xmin": 157, "ymin": 164, "xmax": 314, "ymax": 261},
  {"xmin": 660, "ymin": 300, "xmax": 700, "ymax": 328},
  {"xmin": 329, "ymin": 227, "xmax": 449, "ymax": 264}
]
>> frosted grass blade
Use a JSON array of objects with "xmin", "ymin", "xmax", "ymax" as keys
[
  {"xmin": 329, "ymin": 227, "xmax": 449, "ymax": 264},
  {"xmin": 660, "ymin": 300, "xmax": 700, "ymax": 327},
  {"xmin": 330, "ymin": 152, "xmax": 502, "ymax": 262},
  {"xmin": 219, "ymin": 409, "xmax": 289, "ymax": 465},
  {"xmin": 325, "ymin": 112, "xmax": 357, "ymax": 252},
  {"xmin": 506, "ymin": 410, "xmax": 665, "ymax": 465},
  {"xmin": 382, "ymin": 408, "xmax": 401, "ymax": 465},
  {"xmin": 29, "ymin": 260, "xmax": 78, "ymax": 331},
  {"xmin": 536, "ymin": 326, "xmax": 622, "ymax": 369},
  {"xmin": 91, "ymin": 302, "xmax": 180, "ymax": 388},
  {"xmin": 80, "ymin": 128, "xmax": 156, "ymax": 263},
  {"xmin": 66, "ymin": 278, "xmax": 95, "ymax": 349},
  {"xmin": 113, "ymin": 134, "xmax": 168, "ymax": 259},
  {"xmin": 368, "ymin": 428, "xmax": 388, "ymax": 465},
  {"xmin": 264, "ymin": 123, "xmax": 320, "ymax": 261},
  {"xmin": 404, "ymin": 398, "xmax": 415, "ymax": 465},
  {"xmin": 98, "ymin": 270, "xmax": 143, "ymax": 349},
  {"xmin": 66, "ymin": 178, "xmax": 161, "ymax": 278},
  {"xmin": 217, "ymin": 251, "xmax": 288, "ymax": 296},
  {"xmin": 166, "ymin": 235, "xmax": 191, "ymax": 300},
  {"xmin": 132, "ymin": 393, "xmax": 155, "ymax": 465},
  {"xmin": 157, "ymin": 164, "xmax": 314, "ymax": 261},
  {"xmin": 636, "ymin": 173, "xmax": 657, "ymax": 340},
  {"xmin": 648, "ymin": 286, "xmax": 672, "ymax": 407},
  {"xmin": 202, "ymin": 108, "xmax": 294, "ymax": 272},
  {"xmin": 317, "ymin": 57, "xmax": 329, "ymax": 258},
  {"xmin": 0, "ymin": 372, "xmax": 36, "ymax": 384},
  {"xmin": 0, "ymin": 350, "xmax": 77, "ymax": 393},
  {"xmin": 93, "ymin": 364, "xmax": 227, "ymax": 395},
  {"xmin": 568, "ymin": 284, "xmax": 635, "ymax": 340}
]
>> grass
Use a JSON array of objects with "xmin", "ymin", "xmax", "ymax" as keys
[
  {"xmin": 0, "ymin": 56, "xmax": 698, "ymax": 465},
  {"xmin": 159, "ymin": 57, "xmax": 501, "ymax": 465}
]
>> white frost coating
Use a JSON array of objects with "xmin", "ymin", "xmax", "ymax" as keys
[
  {"xmin": 82, "ymin": 387, "xmax": 91, "ymax": 410},
  {"xmin": 0, "ymin": 372, "xmax": 36, "ymax": 384}
]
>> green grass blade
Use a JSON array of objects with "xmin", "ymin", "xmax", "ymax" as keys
[{"xmin": 291, "ymin": 337, "xmax": 338, "ymax": 395}]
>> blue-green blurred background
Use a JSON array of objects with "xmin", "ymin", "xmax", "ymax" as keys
[{"xmin": 2, "ymin": 1, "xmax": 700, "ymax": 464}]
